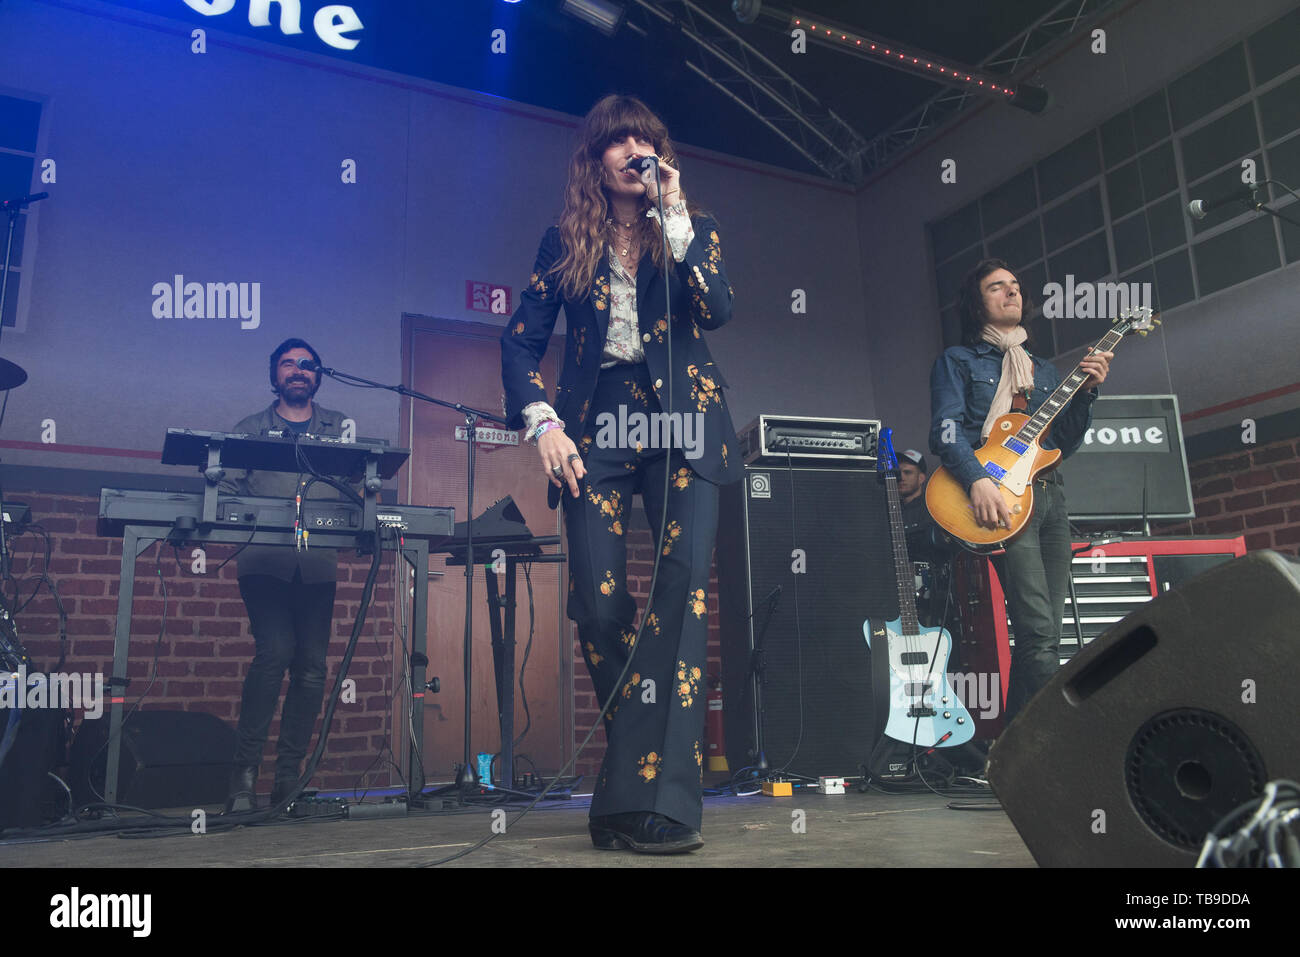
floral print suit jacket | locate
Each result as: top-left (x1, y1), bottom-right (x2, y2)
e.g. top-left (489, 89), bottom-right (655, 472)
top-left (502, 215), bottom-right (743, 509)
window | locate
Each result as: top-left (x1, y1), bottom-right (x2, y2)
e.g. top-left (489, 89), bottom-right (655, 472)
top-left (929, 7), bottom-right (1300, 356)
top-left (0, 93), bottom-right (43, 331)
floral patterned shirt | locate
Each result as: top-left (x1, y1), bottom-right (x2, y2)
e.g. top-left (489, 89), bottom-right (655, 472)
top-left (523, 202), bottom-right (694, 437)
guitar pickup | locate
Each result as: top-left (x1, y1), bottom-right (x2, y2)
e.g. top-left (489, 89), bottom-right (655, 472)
top-left (899, 652), bottom-right (929, 665)
top-left (1002, 436), bottom-right (1029, 455)
top-left (906, 706), bottom-right (937, 718)
top-left (983, 462), bottom-right (1007, 481)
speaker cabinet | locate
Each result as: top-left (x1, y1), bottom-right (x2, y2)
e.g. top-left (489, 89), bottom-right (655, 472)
top-left (988, 549), bottom-right (1300, 867)
top-left (0, 708), bottom-right (66, 829)
top-left (717, 466), bottom-right (897, 779)
top-left (69, 710), bottom-right (237, 810)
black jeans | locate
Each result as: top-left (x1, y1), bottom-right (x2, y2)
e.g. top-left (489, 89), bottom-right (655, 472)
top-left (234, 572), bottom-right (336, 777)
top-left (991, 478), bottom-right (1071, 724)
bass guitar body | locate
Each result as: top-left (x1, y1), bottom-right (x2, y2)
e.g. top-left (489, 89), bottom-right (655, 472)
top-left (866, 425), bottom-right (975, 750)
top-left (924, 412), bottom-right (1060, 553)
top-left (863, 618), bottom-right (975, 748)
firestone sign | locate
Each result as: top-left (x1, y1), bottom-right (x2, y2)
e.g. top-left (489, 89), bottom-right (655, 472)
top-left (181, 0), bottom-right (364, 51)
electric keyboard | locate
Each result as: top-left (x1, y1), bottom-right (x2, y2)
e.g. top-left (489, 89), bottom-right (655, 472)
top-left (161, 428), bottom-right (409, 479)
top-left (97, 488), bottom-right (454, 542)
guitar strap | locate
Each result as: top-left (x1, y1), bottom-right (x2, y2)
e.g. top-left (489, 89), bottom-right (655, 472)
top-left (1011, 389), bottom-right (1029, 412)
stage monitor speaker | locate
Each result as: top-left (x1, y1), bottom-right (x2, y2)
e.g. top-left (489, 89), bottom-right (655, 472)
top-left (0, 708), bottom-right (66, 830)
top-left (988, 549), bottom-right (1300, 867)
top-left (69, 710), bottom-right (237, 810)
top-left (717, 466), bottom-right (898, 780)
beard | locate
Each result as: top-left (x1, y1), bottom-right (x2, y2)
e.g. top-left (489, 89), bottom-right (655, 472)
top-left (277, 375), bottom-right (318, 405)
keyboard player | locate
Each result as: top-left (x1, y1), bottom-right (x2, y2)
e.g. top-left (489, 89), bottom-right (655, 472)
top-left (220, 337), bottom-right (354, 812)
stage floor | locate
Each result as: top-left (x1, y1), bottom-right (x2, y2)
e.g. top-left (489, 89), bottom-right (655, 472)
top-left (3, 787), bottom-right (1034, 868)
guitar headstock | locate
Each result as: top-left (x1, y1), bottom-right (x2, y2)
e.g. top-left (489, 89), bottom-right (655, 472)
top-left (1112, 307), bottom-right (1162, 338)
top-left (877, 426), bottom-right (898, 474)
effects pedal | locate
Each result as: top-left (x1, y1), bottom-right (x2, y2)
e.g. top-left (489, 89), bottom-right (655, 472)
top-left (287, 792), bottom-right (348, 818)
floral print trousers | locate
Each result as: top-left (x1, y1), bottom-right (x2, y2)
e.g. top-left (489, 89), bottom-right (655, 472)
top-left (562, 362), bottom-right (718, 831)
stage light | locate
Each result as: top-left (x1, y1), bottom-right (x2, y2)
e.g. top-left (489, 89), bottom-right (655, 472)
top-left (734, 2), bottom-right (1050, 112)
top-left (562, 0), bottom-right (625, 36)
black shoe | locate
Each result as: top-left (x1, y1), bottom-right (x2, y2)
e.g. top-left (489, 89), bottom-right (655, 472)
top-left (224, 766), bottom-right (257, 813)
top-left (270, 774), bottom-right (300, 807)
top-left (589, 812), bottom-right (703, 854)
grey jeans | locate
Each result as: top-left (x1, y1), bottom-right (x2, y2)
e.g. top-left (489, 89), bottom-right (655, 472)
top-left (991, 477), bottom-right (1071, 724)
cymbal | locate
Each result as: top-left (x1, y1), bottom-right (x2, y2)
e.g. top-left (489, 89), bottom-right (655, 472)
top-left (0, 357), bottom-right (27, 391)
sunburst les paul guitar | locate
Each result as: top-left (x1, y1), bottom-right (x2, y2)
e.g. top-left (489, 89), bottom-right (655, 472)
top-left (863, 427), bottom-right (974, 749)
top-left (925, 309), bottom-right (1159, 553)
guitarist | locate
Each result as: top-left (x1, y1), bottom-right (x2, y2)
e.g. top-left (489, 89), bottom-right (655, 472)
top-left (928, 259), bottom-right (1112, 723)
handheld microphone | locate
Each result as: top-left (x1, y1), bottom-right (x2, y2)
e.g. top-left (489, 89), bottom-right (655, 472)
top-left (621, 154), bottom-right (659, 173)
top-left (295, 357), bottom-right (323, 372)
top-left (1187, 182), bottom-right (1257, 220)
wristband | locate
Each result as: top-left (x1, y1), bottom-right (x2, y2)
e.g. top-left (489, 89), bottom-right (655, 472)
top-left (530, 420), bottom-right (562, 444)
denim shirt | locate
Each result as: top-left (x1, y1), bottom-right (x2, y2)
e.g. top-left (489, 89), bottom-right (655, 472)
top-left (929, 342), bottom-right (1097, 492)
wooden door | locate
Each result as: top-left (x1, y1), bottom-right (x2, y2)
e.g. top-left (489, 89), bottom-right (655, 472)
top-left (399, 315), bottom-right (568, 782)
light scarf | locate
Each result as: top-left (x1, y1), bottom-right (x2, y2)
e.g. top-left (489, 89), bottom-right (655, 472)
top-left (979, 325), bottom-right (1035, 440)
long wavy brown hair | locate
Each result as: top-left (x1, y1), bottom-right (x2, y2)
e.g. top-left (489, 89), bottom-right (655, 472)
top-left (551, 95), bottom-right (699, 300)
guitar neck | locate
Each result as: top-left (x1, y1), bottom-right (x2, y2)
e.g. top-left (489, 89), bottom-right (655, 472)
top-left (883, 472), bottom-right (921, 636)
top-left (1017, 328), bottom-right (1124, 444)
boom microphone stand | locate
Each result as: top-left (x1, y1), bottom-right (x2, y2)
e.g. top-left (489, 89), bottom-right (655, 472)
top-left (304, 361), bottom-right (508, 801)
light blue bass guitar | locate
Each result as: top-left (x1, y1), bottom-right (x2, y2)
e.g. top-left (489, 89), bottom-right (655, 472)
top-left (863, 428), bottom-right (975, 749)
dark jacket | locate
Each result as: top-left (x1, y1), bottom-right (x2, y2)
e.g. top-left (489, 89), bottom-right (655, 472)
top-left (501, 215), bottom-right (742, 509)
top-left (901, 486), bottom-right (953, 567)
top-left (929, 342), bottom-right (1097, 492)
top-left (221, 402), bottom-right (352, 583)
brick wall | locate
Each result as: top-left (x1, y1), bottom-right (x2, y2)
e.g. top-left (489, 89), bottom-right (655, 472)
top-left (568, 526), bottom-right (721, 779)
top-left (1158, 436), bottom-right (1300, 554)
top-left (13, 440), bottom-right (1293, 796)
top-left (8, 488), bottom-right (724, 792)
top-left (9, 491), bottom-right (400, 794)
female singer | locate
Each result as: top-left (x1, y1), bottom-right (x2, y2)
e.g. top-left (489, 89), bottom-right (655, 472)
top-left (501, 94), bottom-right (740, 853)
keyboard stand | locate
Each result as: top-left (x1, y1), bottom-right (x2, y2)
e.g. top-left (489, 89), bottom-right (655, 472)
top-left (443, 536), bottom-right (564, 796)
top-left (102, 520), bottom-right (430, 809)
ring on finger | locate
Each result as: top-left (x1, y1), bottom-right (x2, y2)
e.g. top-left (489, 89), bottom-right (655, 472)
top-left (550, 465), bottom-right (563, 478)
top-left (566, 453), bottom-right (581, 465)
